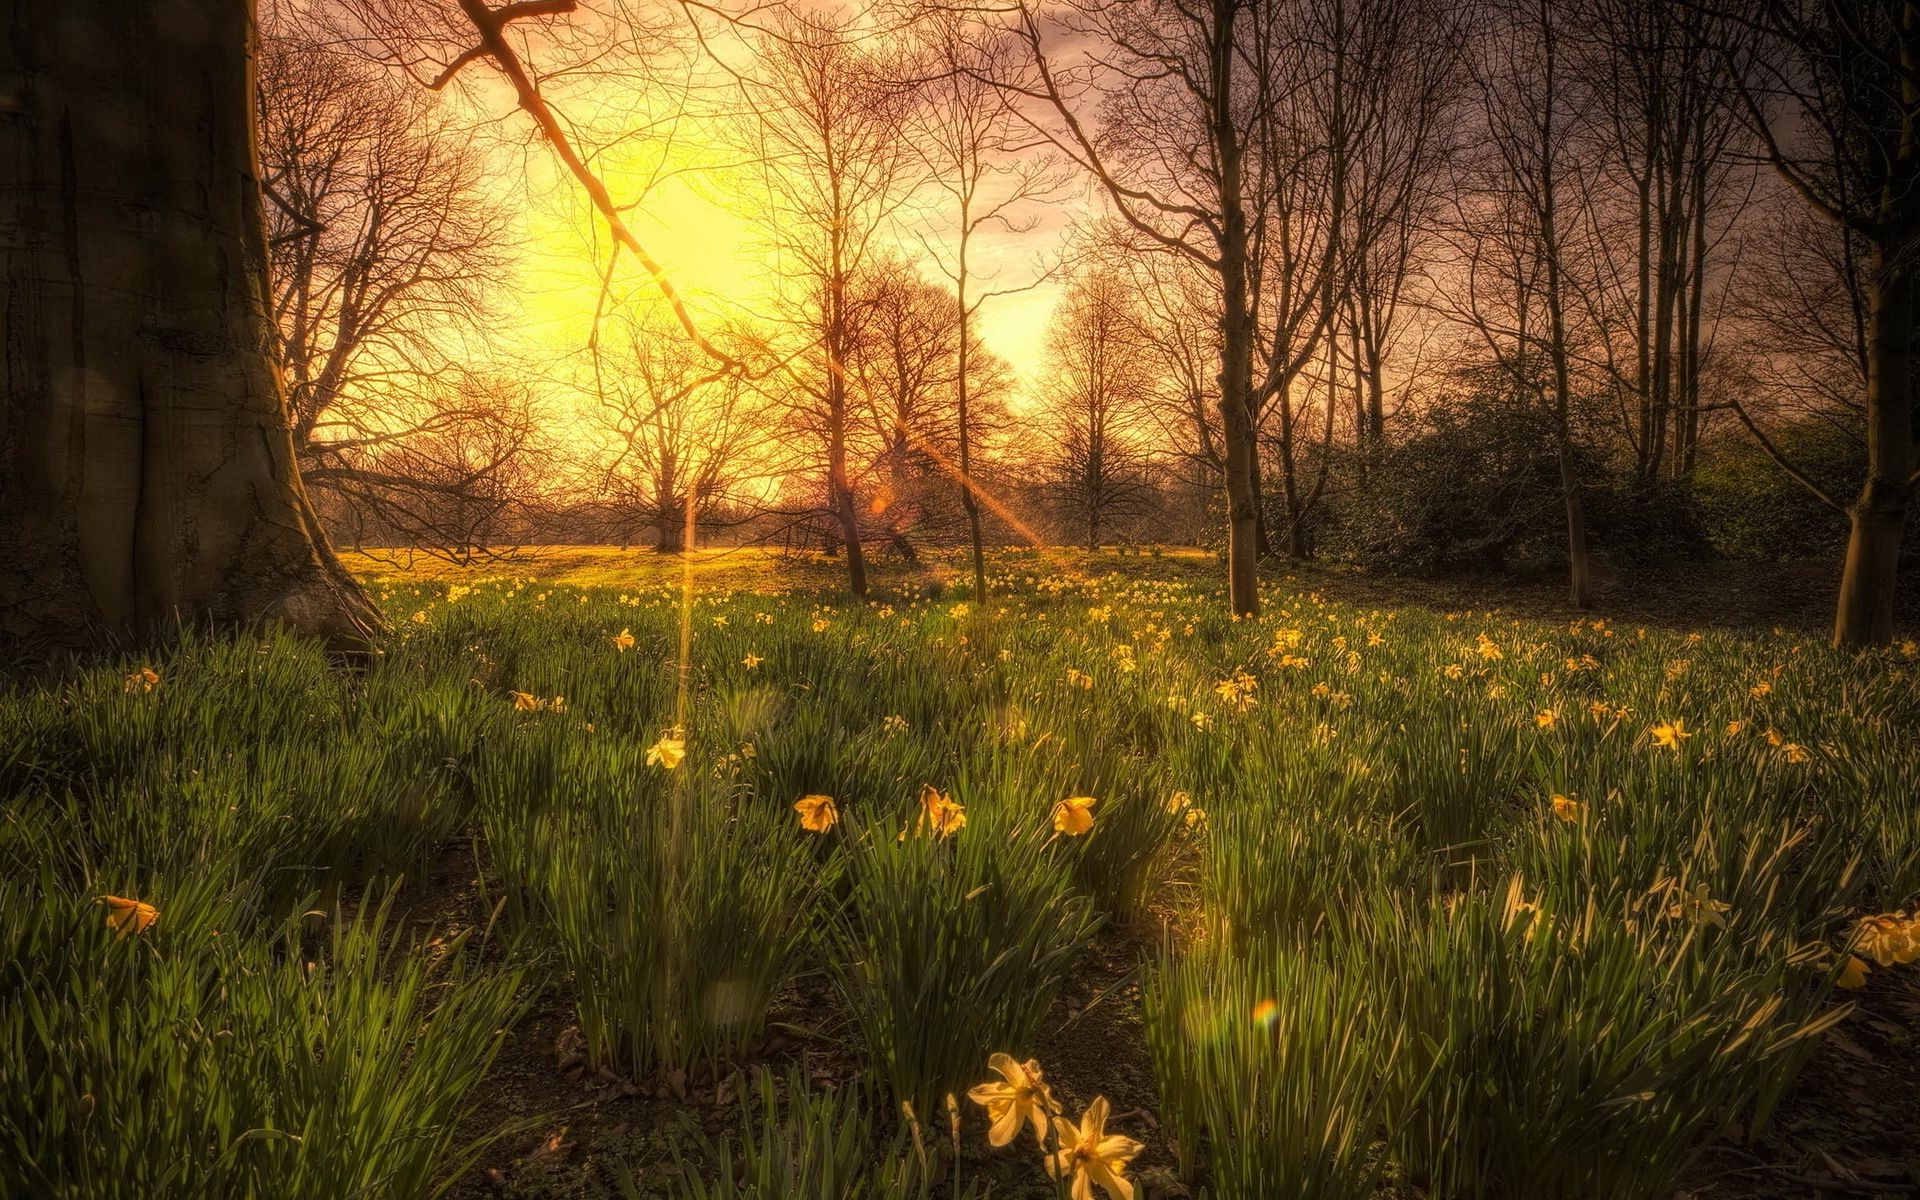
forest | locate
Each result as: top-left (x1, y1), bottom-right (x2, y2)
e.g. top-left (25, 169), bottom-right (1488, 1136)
top-left (0, 1), bottom-right (1917, 1198)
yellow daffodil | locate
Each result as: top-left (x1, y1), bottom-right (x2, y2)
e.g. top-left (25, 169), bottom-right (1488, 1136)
top-left (794, 794), bottom-right (838, 833)
top-left (123, 667), bottom-right (161, 694)
top-left (1052, 796), bottom-right (1097, 836)
top-left (1855, 913), bottom-right (1920, 966)
top-left (1550, 794), bottom-right (1582, 822)
top-left (1535, 709), bottom-right (1559, 730)
top-left (967, 1053), bottom-right (1054, 1147)
top-left (916, 784), bottom-right (967, 839)
top-left (98, 895), bottom-right (159, 938)
top-left (510, 691), bottom-right (541, 712)
top-left (410, 611), bottom-right (429, 625)
top-left (1837, 954), bottom-right (1871, 989)
top-left (1650, 719), bottom-right (1692, 750)
top-left (612, 628), bottom-right (635, 652)
top-left (743, 652), bottom-right (763, 668)
top-left (647, 732), bottom-right (687, 770)
top-left (1045, 1096), bottom-right (1142, 1200)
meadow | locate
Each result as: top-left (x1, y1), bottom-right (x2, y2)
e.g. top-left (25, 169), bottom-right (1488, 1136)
top-left (3, 548), bottom-right (1917, 1199)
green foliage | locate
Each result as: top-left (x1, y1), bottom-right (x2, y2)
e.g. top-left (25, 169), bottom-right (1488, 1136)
top-left (0, 878), bottom-right (523, 1200)
top-left (832, 808), bottom-right (1101, 1120)
top-left (1695, 422), bottom-right (1861, 561)
top-left (650, 1067), bottom-right (981, 1200)
top-left (3, 556), bottom-right (1912, 1199)
top-left (477, 729), bottom-right (821, 1077)
top-left (1145, 940), bottom-right (1407, 1200)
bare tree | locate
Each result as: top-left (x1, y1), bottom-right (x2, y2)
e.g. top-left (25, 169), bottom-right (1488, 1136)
top-left (1033, 268), bottom-right (1159, 548)
top-left (1331, 0), bottom-right (1468, 470)
top-left (849, 259), bottom-right (1015, 562)
top-left (1, 0), bottom-right (378, 654)
top-left (1718, 0), bottom-right (1919, 647)
top-left (1443, 0), bottom-right (1596, 606)
top-left (904, 7), bottom-right (1064, 595)
top-left (733, 10), bottom-right (921, 595)
top-left (587, 312), bottom-right (766, 553)
top-left (259, 5), bottom-right (524, 555)
top-left (1566, 0), bottom-right (1748, 484)
top-left (1006, 0), bottom-right (1272, 612)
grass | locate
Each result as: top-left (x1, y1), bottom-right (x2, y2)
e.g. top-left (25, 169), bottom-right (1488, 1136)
top-left (3, 546), bottom-right (1916, 1198)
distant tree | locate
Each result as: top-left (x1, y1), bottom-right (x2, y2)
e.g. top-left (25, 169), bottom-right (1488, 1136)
top-left (849, 261), bottom-right (1013, 562)
top-left (904, 6), bottom-right (1064, 594)
top-left (1034, 270), bottom-right (1159, 549)
top-left (1, 0), bottom-right (377, 654)
top-left (1442, 0), bottom-right (1596, 607)
top-left (1009, 0), bottom-right (1266, 612)
top-left (1567, 0), bottom-right (1748, 484)
top-left (734, 10), bottom-right (920, 595)
top-left (258, 4), bottom-right (523, 555)
top-left (588, 313), bottom-right (765, 554)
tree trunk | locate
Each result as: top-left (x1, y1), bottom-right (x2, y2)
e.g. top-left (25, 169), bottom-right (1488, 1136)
top-left (955, 272), bottom-right (987, 602)
top-left (657, 505), bottom-right (686, 554)
top-left (1834, 236), bottom-right (1915, 648)
top-left (0, 0), bottom-right (378, 656)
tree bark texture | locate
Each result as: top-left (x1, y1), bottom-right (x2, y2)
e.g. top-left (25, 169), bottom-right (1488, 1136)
top-left (1, 0), bottom-right (378, 654)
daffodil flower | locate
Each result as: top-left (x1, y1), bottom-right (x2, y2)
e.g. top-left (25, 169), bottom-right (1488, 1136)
top-left (1650, 719), bottom-right (1692, 749)
top-left (967, 1053), bottom-right (1053, 1147)
top-left (612, 628), bottom-right (635, 651)
top-left (1045, 1096), bottom-right (1142, 1200)
top-left (915, 784), bottom-right (967, 839)
top-left (1052, 796), bottom-right (1097, 836)
top-left (647, 732), bottom-right (687, 770)
top-left (1856, 913), bottom-right (1920, 966)
top-left (794, 794), bottom-right (838, 833)
top-left (1837, 954), bottom-right (1871, 989)
top-left (98, 895), bottom-right (159, 938)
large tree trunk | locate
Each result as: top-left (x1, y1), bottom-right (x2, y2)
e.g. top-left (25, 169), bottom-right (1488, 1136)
top-left (656, 505), bottom-right (686, 554)
top-left (1834, 236), bottom-right (1915, 648)
top-left (0, 0), bottom-right (378, 655)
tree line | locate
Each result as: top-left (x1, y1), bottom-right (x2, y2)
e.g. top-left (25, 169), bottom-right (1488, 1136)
top-left (2, 0), bottom-right (1913, 654)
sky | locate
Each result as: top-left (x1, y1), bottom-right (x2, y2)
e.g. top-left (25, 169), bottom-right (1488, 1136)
top-left (445, 17), bottom-right (1082, 410)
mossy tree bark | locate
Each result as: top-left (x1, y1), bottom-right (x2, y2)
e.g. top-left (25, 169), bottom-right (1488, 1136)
top-left (0, 0), bottom-right (378, 655)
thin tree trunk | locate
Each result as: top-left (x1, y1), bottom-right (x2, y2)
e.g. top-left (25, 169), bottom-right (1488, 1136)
top-left (1212, 0), bottom-right (1259, 616)
top-left (825, 273), bottom-right (867, 595)
top-left (956, 290), bottom-right (987, 599)
top-left (1537, 0), bottom-right (1592, 608)
top-left (0, 0), bottom-right (378, 655)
